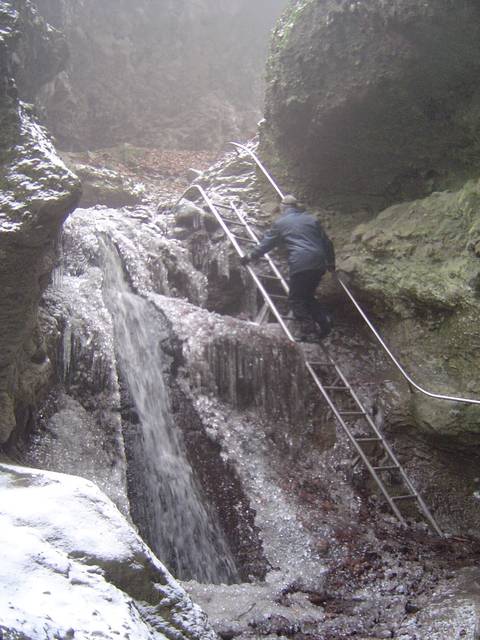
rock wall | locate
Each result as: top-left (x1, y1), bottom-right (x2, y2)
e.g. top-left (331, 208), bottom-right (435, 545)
top-left (342, 179), bottom-right (480, 438)
top-left (0, 0), bottom-right (81, 444)
top-left (33, 0), bottom-right (288, 151)
top-left (261, 0), bottom-right (480, 211)
top-left (257, 0), bottom-right (480, 441)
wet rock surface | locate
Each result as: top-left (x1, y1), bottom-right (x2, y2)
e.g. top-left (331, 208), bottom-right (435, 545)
top-left (261, 0), bottom-right (480, 211)
top-left (0, 0), bottom-right (81, 444)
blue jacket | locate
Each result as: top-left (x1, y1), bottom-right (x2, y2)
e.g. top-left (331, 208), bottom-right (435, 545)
top-left (250, 206), bottom-right (335, 275)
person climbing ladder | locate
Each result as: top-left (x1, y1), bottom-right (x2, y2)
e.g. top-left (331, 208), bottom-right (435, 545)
top-left (240, 194), bottom-right (335, 341)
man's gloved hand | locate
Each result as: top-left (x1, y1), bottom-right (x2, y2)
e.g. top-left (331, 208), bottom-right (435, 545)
top-left (240, 254), bottom-right (251, 266)
top-left (327, 263), bottom-right (336, 273)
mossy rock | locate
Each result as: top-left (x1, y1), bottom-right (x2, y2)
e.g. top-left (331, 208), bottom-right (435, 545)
top-left (342, 180), bottom-right (480, 436)
top-left (261, 0), bottom-right (480, 211)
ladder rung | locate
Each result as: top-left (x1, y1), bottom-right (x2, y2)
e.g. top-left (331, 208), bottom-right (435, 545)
top-left (259, 274), bottom-right (282, 281)
top-left (355, 437), bottom-right (381, 443)
top-left (391, 494), bottom-right (417, 501)
top-left (308, 361), bottom-right (337, 367)
top-left (212, 202), bottom-right (234, 211)
top-left (269, 294), bottom-right (288, 300)
top-left (221, 217), bottom-right (246, 226)
top-left (372, 465), bottom-right (398, 471)
top-left (280, 315), bottom-right (303, 322)
top-left (339, 411), bottom-right (366, 416)
top-left (323, 385), bottom-right (350, 391)
top-left (231, 234), bottom-right (257, 244)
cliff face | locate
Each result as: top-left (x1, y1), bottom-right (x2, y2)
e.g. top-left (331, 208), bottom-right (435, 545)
top-left (0, 0), bottom-right (81, 443)
top-left (258, 0), bottom-right (480, 441)
top-left (261, 0), bottom-right (480, 211)
top-left (33, 0), bottom-right (288, 151)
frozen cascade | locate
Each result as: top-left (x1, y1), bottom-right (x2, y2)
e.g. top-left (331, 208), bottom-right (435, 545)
top-left (101, 239), bottom-right (239, 584)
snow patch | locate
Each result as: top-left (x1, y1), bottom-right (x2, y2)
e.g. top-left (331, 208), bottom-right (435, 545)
top-left (0, 464), bottom-right (216, 640)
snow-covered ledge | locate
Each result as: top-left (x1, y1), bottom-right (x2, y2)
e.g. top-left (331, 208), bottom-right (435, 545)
top-left (0, 464), bottom-right (217, 640)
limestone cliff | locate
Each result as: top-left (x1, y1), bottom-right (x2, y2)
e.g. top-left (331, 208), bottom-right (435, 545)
top-left (261, 0), bottom-right (480, 211)
top-left (33, 0), bottom-right (288, 151)
top-left (259, 0), bottom-right (480, 439)
top-left (0, 0), bottom-right (81, 443)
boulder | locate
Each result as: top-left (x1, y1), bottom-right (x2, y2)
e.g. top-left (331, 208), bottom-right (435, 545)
top-left (261, 0), bottom-right (480, 211)
top-left (342, 179), bottom-right (480, 436)
top-left (0, 463), bottom-right (217, 640)
top-left (61, 152), bottom-right (146, 208)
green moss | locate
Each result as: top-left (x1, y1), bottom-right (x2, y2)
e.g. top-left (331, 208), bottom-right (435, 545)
top-left (273, 0), bottom-right (312, 51)
top-left (336, 179), bottom-right (480, 435)
top-left (348, 180), bottom-right (480, 313)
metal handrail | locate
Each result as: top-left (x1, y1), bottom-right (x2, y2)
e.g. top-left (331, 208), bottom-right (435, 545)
top-left (230, 141), bottom-right (480, 406)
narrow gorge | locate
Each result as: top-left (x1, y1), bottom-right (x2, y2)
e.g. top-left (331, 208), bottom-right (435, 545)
top-left (1, 1), bottom-right (480, 640)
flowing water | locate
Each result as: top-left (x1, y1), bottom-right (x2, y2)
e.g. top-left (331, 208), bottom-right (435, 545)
top-left (101, 238), bottom-right (239, 583)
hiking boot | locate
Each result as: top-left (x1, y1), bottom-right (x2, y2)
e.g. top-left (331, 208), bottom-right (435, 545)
top-left (316, 313), bottom-right (333, 339)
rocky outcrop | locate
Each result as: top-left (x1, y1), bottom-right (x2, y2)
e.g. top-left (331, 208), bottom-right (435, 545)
top-left (342, 179), bottom-right (480, 438)
top-left (0, 463), bottom-right (217, 640)
top-left (0, 0), bottom-right (81, 444)
top-left (33, 0), bottom-right (288, 152)
top-left (60, 150), bottom-right (147, 209)
top-left (261, 0), bottom-right (480, 211)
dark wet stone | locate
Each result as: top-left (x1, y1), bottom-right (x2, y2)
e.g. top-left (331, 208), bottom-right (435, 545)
top-left (261, 0), bottom-right (480, 211)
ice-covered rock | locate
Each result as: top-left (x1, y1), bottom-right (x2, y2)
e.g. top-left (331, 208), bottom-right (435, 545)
top-left (0, 0), bottom-right (81, 443)
top-left (0, 463), bottom-right (217, 640)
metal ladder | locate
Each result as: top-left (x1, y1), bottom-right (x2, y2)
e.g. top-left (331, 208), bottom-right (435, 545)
top-left (179, 184), bottom-right (443, 536)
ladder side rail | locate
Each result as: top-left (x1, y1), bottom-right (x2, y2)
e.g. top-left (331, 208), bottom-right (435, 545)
top-left (320, 351), bottom-right (443, 535)
top-left (230, 201), bottom-right (290, 294)
top-left (230, 141), bottom-right (480, 407)
top-left (304, 361), bottom-right (407, 525)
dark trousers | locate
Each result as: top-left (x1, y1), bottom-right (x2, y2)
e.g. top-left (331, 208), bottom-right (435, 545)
top-left (289, 269), bottom-right (331, 334)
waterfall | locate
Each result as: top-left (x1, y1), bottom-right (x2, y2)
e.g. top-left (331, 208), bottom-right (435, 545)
top-left (101, 239), bottom-right (239, 584)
